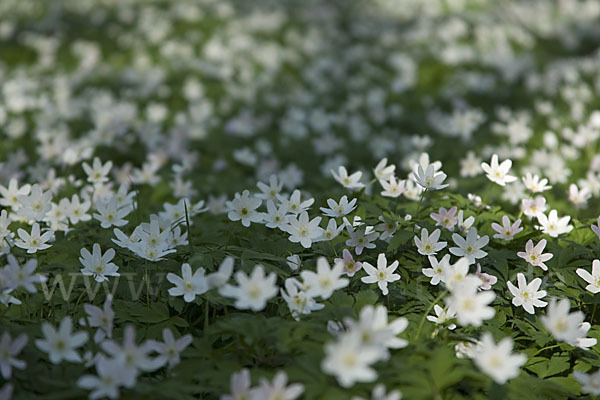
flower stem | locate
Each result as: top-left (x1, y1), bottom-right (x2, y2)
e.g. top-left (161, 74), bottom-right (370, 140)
top-left (413, 189), bottom-right (427, 234)
top-left (414, 290), bottom-right (447, 340)
top-left (529, 343), bottom-right (561, 359)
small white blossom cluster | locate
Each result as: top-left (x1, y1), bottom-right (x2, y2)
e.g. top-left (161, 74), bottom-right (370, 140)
top-left (322, 305), bottom-right (408, 388)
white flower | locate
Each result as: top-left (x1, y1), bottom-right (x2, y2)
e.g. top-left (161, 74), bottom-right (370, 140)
top-left (430, 206), bottom-right (457, 231)
top-left (344, 305), bottom-right (409, 355)
top-left (468, 193), bottom-right (484, 207)
top-left (79, 244), bottom-right (120, 282)
top-left (449, 228), bottom-right (489, 264)
top-left (414, 228), bottom-right (447, 256)
top-left (256, 174), bottom-right (283, 201)
top-left (572, 322), bottom-right (597, 350)
top-left (446, 280), bottom-right (495, 327)
top-left (422, 254), bottom-right (451, 285)
top-left (521, 196), bottom-right (547, 219)
top-left (0, 210), bottom-right (12, 246)
top-left (319, 218), bottom-right (344, 242)
top-left (82, 157), bottom-right (112, 185)
top-left (332, 166), bottom-right (365, 190)
top-left (403, 180), bottom-right (425, 200)
top-left (517, 239), bottom-right (552, 271)
top-left (345, 223), bottom-right (379, 255)
top-left (252, 371), bottom-right (304, 400)
top-left (427, 304), bottom-right (457, 330)
top-left (0, 178), bottom-right (30, 210)
top-left (576, 260), bottom-right (600, 294)
top-left (522, 173), bottom-right (551, 193)
top-left (0, 332), bottom-right (27, 379)
top-left (481, 154), bottom-right (517, 186)
top-left (373, 158), bottom-right (396, 182)
top-left (442, 257), bottom-right (479, 291)
top-left (460, 151), bottom-right (482, 177)
top-left (221, 369), bottom-right (254, 400)
top-left (506, 273), bottom-right (547, 314)
top-left (158, 198), bottom-right (203, 225)
top-left (374, 217), bottom-right (397, 241)
top-left (93, 196), bottom-right (131, 228)
top-left (574, 370), bottom-right (600, 396)
top-left (101, 325), bottom-right (160, 376)
top-left (82, 295), bottom-right (114, 343)
top-left (491, 216), bottom-right (522, 241)
top-left (457, 210), bottom-right (475, 233)
top-left (568, 183), bottom-right (591, 207)
top-left (0, 269), bottom-right (20, 307)
top-left (301, 257), bottom-right (348, 299)
top-left (283, 211), bottom-right (323, 248)
top-left (475, 264), bottom-right (497, 290)
top-left (455, 340), bottom-right (480, 359)
top-left (35, 317), bottom-right (88, 364)
top-left (286, 255), bottom-right (301, 271)
top-left (261, 200), bottom-right (290, 230)
top-left (17, 184), bottom-right (52, 221)
top-left (44, 199), bottom-right (70, 231)
top-left (472, 333), bottom-right (526, 384)
top-left (226, 190), bottom-right (263, 227)
top-left (148, 328), bottom-right (192, 369)
top-left (320, 195), bottom-right (357, 217)
top-left (321, 330), bottom-right (380, 388)
top-left (167, 263), bottom-right (209, 302)
top-left (219, 265), bottom-right (278, 311)
top-left (411, 164), bottom-right (448, 190)
top-left (409, 153), bottom-right (442, 177)
top-left (15, 223), bottom-right (54, 254)
top-left (541, 298), bottom-right (585, 344)
top-left (2, 255), bottom-right (46, 293)
top-left (277, 189), bottom-right (314, 214)
top-left (207, 257), bottom-right (235, 289)
top-left (113, 184), bottom-right (136, 209)
top-left (380, 176), bottom-right (406, 198)
top-left (77, 356), bottom-right (132, 399)
top-left (281, 278), bottom-right (323, 319)
top-left (536, 210), bottom-right (572, 237)
top-left (361, 253), bottom-right (400, 296)
top-left (67, 194), bottom-right (91, 224)
top-left (334, 249), bottom-right (363, 277)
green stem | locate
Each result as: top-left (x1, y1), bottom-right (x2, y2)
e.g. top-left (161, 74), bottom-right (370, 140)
top-left (329, 240), bottom-right (338, 258)
top-left (476, 186), bottom-right (492, 221)
top-left (145, 267), bottom-right (150, 308)
top-left (204, 298), bottom-right (210, 331)
top-left (529, 343), bottom-right (561, 359)
top-left (414, 290), bottom-right (447, 340)
top-left (413, 189), bottom-right (428, 234)
top-left (72, 291), bottom-right (86, 317)
top-left (415, 189), bottom-right (427, 217)
top-left (184, 200), bottom-right (194, 257)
